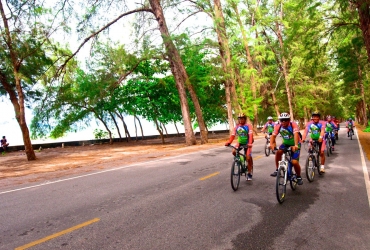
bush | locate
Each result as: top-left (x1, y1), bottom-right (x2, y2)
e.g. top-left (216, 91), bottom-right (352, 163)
top-left (93, 129), bottom-right (109, 140)
top-left (364, 122), bottom-right (370, 132)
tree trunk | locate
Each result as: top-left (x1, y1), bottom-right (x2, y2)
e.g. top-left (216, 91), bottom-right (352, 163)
top-left (135, 115), bottom-right (144, 140)
top-left (110, 112), bottom-right (122, 141)
top-left (96, 116), bottom-right (113, 144)
top-left (232, 2), bottom-right (259, 133)
top-left (154, 118), bottom-right (165, 144)
top-left (174, 122), bottom-right (180, 136)
top-left (358, 64), bottom-right (368, 125)
top-left (149, 0), bottom-right (197, 145)
top-left (356, 1), bottom-right (370, 63)
top-left (0, 1), bottom-right (36, 160)
top-left (212, 0), bottom-right (239, 134)
top-left (275, 13), bottom-right (294, 120)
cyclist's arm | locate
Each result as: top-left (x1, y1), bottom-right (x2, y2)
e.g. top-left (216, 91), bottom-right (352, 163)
top-left (320, 121), bottom-right (326, 139)
top-left (248, 124), bottom-right (253, 146)
top-left (260, 123), bottom-right (267, 133)
top-left (225, 126), bottom-right (237, 145)
top-left (301, 123), bottom-right (310, 141)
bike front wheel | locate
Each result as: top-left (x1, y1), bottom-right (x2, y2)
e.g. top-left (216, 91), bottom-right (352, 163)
top-left (276, 167), bottom-right (287, 204)
top-left (305, 155), bottom-right (315, 182)
top-left (265, 141), bottom-right (271, 157)
top-left (230, 161), bottom-right (241, 191)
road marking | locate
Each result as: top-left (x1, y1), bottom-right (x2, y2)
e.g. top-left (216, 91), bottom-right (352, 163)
top-left (199, 172), bottom-right (220, 180)
top-left (15, 218), bottom-right (100, 250)
top-left (355, 128), bottom-right (370, 209)
top-left (254, 155), bottom-right (264, 161)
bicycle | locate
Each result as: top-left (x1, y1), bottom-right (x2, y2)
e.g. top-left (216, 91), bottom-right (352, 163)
top-left (227, 145), bottom-right (252, 191)
top-left (264, 134), bottom-right (271, 157)
top-left (348, 127), bottom-right (354, 140)
top-left (325, 132), bottom-right (333, 156)
top-left (275, 147), bottom-right (298, 204)
top-left (304, 140), bottom-right (322, 182)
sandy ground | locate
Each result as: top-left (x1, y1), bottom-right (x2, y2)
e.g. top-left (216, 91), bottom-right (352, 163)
top-left (1, 126), bottom-right (369, 189)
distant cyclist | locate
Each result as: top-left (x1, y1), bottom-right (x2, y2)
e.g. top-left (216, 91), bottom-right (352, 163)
top-left (261, 116), bottom-right (276, 138)
top-left (302, 112), bottom-right (326, 173)
top-left (325, 115), bottom-right (338, 150)
top-left (269, 112), bottom-right (303, 185)
top-left (225, 113), bottom-right (254, 181)
top-left (346, 118), bottom-right (355, 137)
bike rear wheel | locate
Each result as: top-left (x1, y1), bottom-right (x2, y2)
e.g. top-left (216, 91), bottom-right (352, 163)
top-left (265, 141), bottom-right (271, 156)
top-left (276, 167), bottom-right (287, 204)
top-left (230, 161), bottom-right (241, 191)
top-left (326, 139), bottom-right (330, 157)
top-left (305, 155), bottom-right (315, 182)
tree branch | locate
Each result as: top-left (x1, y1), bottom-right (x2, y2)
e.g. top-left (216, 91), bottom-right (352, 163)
top-left (58, 7), bottom-right (153, 74)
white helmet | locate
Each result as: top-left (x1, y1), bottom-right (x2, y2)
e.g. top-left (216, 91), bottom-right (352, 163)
top-left (278, 113), bottom-right (290, 120)
top-left (267, 116), bottom-right (273, 120)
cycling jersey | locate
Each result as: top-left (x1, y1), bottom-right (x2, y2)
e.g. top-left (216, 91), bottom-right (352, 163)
top-left (346, 121), bottom-right (354, 128)
top-left (272, 121), bottom-right (299, 146)
top-left (304, 121), bottom-right (326, 140)
top-left (325, 121), bottom-right (337, 133)
top-left (232, 124), bottom-right (253, 145)
top-left (262, 122), bottom-right (276, 134)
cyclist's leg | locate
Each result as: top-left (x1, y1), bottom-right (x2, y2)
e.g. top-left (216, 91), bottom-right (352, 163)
top-left (246, 147), bottom-right (253, 173)
top-left (271, 144), bottom-right (284, 176)
top-left (292, 144), bottom-right (303, 185)
top-left (232, 142), bottom-right (240, 156)
top-left (320, 141), bottom-right (326, 172)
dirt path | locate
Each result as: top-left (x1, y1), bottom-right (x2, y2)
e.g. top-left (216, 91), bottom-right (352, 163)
top-left (1, 126), bottom-right (369, 189)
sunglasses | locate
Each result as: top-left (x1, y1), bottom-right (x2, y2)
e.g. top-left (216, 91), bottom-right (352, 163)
top-left (280, 119), bottom-right (290, 122)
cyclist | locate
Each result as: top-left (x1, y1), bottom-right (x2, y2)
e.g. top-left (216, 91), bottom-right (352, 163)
top-left (225, 113), bottom-right (254, 181)
top-left (346, 118), bottom-right (355, 137)
top-left (261, 116), bottom-right (276, 138)
top-left (302, 112), bottom-right (326, 173)
top-left (269, 112), bottom-right (303, 185)
top-left (325, 115), bottom-right (338, 151)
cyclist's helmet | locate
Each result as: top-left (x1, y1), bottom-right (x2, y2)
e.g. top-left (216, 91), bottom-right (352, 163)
top-left (237, 113), bottom-right (246, 118)
top-left (349, 118), bottom-right (352, 121)
top-left (311, 111), bottom-right (320, 117)
top-left (267, 116), bottom-right (273, 120)
top-left (278, 112), bottom-right (290, 120)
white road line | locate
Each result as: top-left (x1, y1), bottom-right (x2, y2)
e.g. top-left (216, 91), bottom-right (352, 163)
top-left (0, 147), bottom-right (224, 195)
top-left (355, 127), bottom-right (370, 209)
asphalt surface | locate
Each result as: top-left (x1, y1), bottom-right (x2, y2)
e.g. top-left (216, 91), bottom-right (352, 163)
top-left (1, 124), bottom-right (370, 249)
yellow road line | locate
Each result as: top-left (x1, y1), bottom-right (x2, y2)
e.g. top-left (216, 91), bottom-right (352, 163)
top-left (254, 155), bottom-right (264, 160)
top-left (199, 172), bottom-right (220, 180)
top-left (15, 218), bottom-right (100, 250)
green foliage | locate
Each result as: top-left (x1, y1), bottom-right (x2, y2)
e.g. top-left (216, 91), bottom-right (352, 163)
top-left (93, 129), bottom-right (109, 140)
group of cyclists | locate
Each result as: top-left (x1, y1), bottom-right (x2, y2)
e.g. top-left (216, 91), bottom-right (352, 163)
top-left (225, 112), bottom-right (355, 184)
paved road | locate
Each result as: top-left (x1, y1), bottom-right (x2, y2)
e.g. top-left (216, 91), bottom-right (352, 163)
top-left (1, 125), bottom-right (370, 249)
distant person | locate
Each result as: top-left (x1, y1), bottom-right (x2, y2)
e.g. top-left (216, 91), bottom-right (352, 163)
top-left (1, 136), bottom-right (9, 151)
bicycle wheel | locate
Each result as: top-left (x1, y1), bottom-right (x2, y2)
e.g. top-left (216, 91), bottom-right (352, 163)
top-left (276, 166), bottom-right (287, 204)
top-left (329, 138), bottom-right (333, 154)
top-left (265, 141), bottom-right (270, 156)
top-left (305, 155), bottom-right (315, 182)
top-left (335, 132), bottom-right (338, 141)
top-left (230, 161), bottom-right (241, 191)
top-left (350, 130), bottom-right (353, 140)
top-left (326, 139), bottom-right (330, 157)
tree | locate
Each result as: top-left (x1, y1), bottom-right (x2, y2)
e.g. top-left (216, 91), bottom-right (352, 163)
top-left (0, 1), bottom-right (64, 160)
